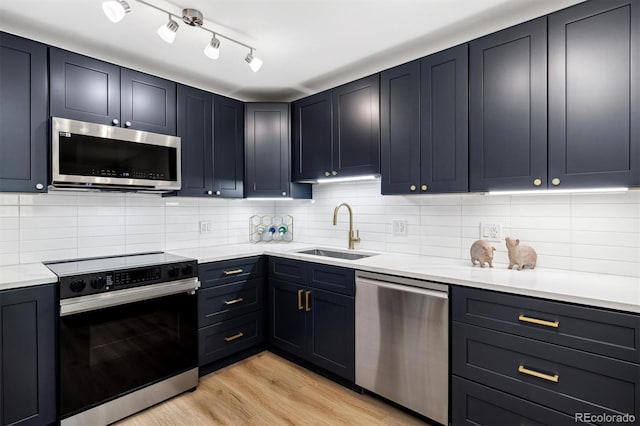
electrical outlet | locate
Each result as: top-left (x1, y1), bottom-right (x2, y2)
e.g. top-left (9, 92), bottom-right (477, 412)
top-left (200, 220), bottom-right (212, 234)
top-left (392, 219), bottom-right (408, 236)
top-left (480, 223), bottom-right (502, 241)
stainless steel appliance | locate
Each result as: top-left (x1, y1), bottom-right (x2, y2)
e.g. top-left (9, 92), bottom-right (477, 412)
top-left (355, 271), bottom-right (449, 425)
top-left (51, 117), bottom-right (181, 192)
top-left (46, 252), bottom-right (200, 426)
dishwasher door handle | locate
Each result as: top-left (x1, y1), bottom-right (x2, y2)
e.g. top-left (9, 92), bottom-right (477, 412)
top-left (356, 277), bottom-right (448, 299)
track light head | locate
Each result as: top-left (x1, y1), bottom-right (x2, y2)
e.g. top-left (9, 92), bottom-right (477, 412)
top-left (157, 16), bottom-right (179, 44)
top-left (204, 35), bottom-right (221, 59)
top-left (102, 0), bottom-right (130, 23)
top-left (245, 51), bottom-right (263, 72)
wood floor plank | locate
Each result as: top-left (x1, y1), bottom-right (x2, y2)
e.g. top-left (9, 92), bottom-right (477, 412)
top-left (116, 352), bottom-right (430, 426)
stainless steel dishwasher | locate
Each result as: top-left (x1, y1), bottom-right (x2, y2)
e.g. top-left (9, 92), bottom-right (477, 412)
top-left (355, 271), bottom-right (448, 425)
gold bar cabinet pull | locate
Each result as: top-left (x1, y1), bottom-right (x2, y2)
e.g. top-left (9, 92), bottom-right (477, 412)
top-left (297, 289), bottom-right (304, 310)
top-left (224, 297), bottom-right (244, 305)
top-left (518, 314), bottom-right (559, 328)
top-left (305, 291), bottom-right (311, 312)
top-left (223, 268), bottom-right (244, 276)
top-left (224, 332), bottom-right (244, 342)
top-left (518, 365), bottom-right (559, 383)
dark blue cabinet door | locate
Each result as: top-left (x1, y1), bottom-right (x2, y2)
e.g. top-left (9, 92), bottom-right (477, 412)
top-left (0, 33), bottom-right (47, 193)
top-left (177, 84), bottom-right (213, 197)
top-left (421, 44), bottom-right (469, 193)
top-left (469, 18), bottom-right (547, 191)
top-left (213, 95), bottom-right (244, 198)
top-left (292, 91), bottom-right (333, 181)
top-left (49, 48), bottom-right (121, 125)
top-left (306, 288), bottom-right (355, 381)
top-left (245, 103), bottom-right (290, 197)
top-left (0, 284), bottom-right (56, 426)
top-left (380, 60), bottom-right (421, 195)
top-left (120, 68), bottom-right (176, 135)
top-left (269, 279), bottom-right (306, 358)
top-left (332, 74), bottom-right (380, 177)
top-left (548, 0), bottom-right (639, 188)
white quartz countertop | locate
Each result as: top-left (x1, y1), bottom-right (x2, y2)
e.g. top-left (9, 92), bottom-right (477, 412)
top-left (0, 263), bottom-right (57, 291)
top-left (170, 243), bottom-right (640, 314)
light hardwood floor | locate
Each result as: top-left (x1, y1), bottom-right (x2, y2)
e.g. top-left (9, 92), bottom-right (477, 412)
top-left (116, 351), bottom-right (430, 426)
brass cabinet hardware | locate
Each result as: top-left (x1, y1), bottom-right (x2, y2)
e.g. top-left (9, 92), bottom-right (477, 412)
top-left (305, 291), bottom-right (311, 312)
top-left (421, 185), bottom-right (428, 191)
top-left (332, 171), bottom-right (338, 176)
top-left (224, 332), bottom-right (244, 342)
top-left (224, 297), bottom-right (244, 305)
top-left (410, 185), bottom-right (417, 191)
top-left (223, 268), bottom-right (244, 275)
top-left (297, 289), bottom-right (304, 310)
top-left (325, 171), bottom-right (330, 176)
top-left (518, 365), bottom-right (559, 383)
top-left (518, 314), bottom-right (559, 328)
top-left (533, 178), bottom-right (542, 187)
top-left (551, 177), bottom-right (561, 186)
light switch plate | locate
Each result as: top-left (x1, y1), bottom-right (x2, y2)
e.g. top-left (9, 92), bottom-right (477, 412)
top-left (480, 223), bottom-right (501, 241)
top-left (392, 219), bottom-right (408, 236)
top-left (200, 220), bottom-right (212, 234)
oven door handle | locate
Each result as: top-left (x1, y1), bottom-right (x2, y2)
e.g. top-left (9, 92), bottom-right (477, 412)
top-left (60, 278), bottom-right (200, 317)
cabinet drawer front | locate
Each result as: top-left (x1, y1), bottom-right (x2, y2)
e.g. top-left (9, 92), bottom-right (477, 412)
top-left (452, 322), bottom-right (640, 420)
top-left (307, 263), bottom-right (354, 296)
top-left (198, 278), bottom-right (264, 327)
top-left (452, 286), bottom-right (640, 363)
top-left (198, 311), bottom-right (264, 366)
top-left (268, 257), bottom-right (305, 284)
top-left (452, 376), bottom-right (586, 426)
top-left (200, 257), bottom-right (264, 288)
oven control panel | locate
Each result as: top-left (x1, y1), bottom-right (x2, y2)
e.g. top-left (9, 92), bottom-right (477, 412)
top-left (59, 259), bottom-right (198, 299)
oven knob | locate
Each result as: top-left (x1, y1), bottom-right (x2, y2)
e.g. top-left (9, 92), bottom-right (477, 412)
top-left (91, 276), bottom-right (106, 290)
top-left (181, 264), bottom-right (194, 276)
top-left (168, 266), bottom-right (179, 278)
top-left (70, 279), bottom-right (86, 293)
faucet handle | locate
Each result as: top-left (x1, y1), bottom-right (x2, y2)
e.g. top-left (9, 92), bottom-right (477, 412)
top-left (353, 229), bottom-right (361, 242)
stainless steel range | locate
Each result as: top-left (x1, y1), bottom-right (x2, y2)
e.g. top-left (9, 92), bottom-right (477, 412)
top-left (46, 252), bottom-right (200, 426)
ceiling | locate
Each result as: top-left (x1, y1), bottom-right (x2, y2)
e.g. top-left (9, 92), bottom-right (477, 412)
top-left (0, 0), bottom-right (584, 101)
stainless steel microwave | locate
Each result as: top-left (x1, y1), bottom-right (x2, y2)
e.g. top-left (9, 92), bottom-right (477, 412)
top-left (51, 117), bottom-right (181, 192)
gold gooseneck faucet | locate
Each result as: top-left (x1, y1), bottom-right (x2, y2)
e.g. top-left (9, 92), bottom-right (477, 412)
top-left (333, 202), bottom-right (360, 249)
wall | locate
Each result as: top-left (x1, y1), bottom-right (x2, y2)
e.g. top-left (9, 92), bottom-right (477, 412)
top-left (277, 181), bottom-right (640, 278)
top-left (1, 182), bottom-right (639, 278)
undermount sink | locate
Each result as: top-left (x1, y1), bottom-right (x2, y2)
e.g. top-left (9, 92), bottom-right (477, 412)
top-left (296, 248), bottom-right (378, 261)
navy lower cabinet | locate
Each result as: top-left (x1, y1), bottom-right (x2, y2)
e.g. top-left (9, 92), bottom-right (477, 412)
top-left (197, 257), bottom-right (265, 371)
top-left (451, 286), bottom-right (640, 425)
top-left (469, 17), bottom-right (547, 192)
top-left (548, 0), bottom-right (639, 189)
top-left (0, 284), bottom-right (56, 426)
top-left (0, 32), bottom-right (48, 193)
top-left (268, 258), bottom-right (355, 382)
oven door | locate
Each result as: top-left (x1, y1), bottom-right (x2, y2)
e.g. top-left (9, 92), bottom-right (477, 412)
top-left (59, 281), bottom-right (198, 420)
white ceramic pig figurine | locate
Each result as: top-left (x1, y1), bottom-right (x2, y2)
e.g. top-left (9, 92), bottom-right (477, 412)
top-left (505, 237), bottom-right (537, 270)
top-left (470, 240), bottom-right (496, 268)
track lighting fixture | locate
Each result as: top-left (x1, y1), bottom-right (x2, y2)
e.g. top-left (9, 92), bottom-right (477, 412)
top-left (101, 0), bottom-right (262, 71)
top-left (102, 0), bottom-right (131, 23)
top-left (245, 49), bottom-right (263, 72)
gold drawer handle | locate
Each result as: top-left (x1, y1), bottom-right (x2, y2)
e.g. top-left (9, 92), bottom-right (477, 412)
top-left (224, 297), bottom-right (244, 305)
top-left (518, 314), bottom-right (559, 328)
top-left (224, 332), bottom-right (244, 342)
top-left (305, 290), bottom-right (311, 312)
top-left (297, 289), bottom-right (304, 310)
top-left (223, 268), bottom-right (244, 275)
top-left (518, 365), bottom-right (559, 383)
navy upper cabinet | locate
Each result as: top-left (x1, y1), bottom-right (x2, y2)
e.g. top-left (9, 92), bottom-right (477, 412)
top-left (469, 18), bottom-right (547, 192)
top-left (292, 91), bottom-right (332, 181)
top-left (213, 95), bottom-right (244, 197)
top-left (381, 45), bottom-right (468, 195)
top-left (548, 0), bottom-right (639, 189)
top-left (292, 74), bottom-right (380, 181)
top-left (50, 48), bottom-right (176, 135)
top-left (332, 75), bottom-right (380, 178)
top-left (245, 103), bottom-right (291, 198)
top-left (0, 32), bottom-right (48, 193)
top-left (177, 86), bottom-right (244, 198)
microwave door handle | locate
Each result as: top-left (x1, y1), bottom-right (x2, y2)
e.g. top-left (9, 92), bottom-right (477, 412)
top-left (59, 278), bottom-right (200, 317)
